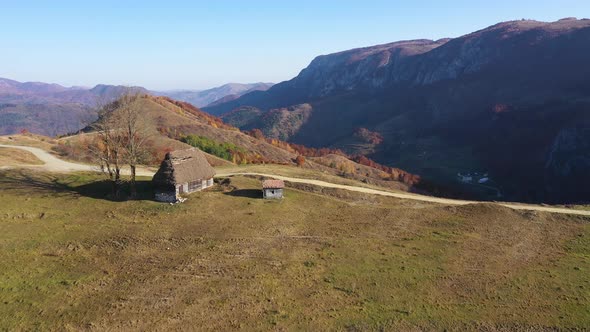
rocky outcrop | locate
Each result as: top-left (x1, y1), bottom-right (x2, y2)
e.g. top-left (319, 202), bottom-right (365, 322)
top-left (545, 127), bottom-right (590, 177)
top-left (543, 127), bottom-right (590, 202)
top-left (290, 39), bottom-right (448, 97)
top-left (206, 18), bottom-right (590, 116)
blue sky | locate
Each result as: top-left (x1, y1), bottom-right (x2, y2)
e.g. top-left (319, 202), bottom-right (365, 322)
top-left (1, 0), bottom-right (588, 90)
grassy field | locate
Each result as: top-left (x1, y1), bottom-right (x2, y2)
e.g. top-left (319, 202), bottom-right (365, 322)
top-left (0, 147), bottom-right (43, 166)
top-left (0, 169), bottom-right (588, 330)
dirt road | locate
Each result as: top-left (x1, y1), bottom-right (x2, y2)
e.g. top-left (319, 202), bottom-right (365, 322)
top-left (2, 144), bottom-right (589, 216)
top-left (0, 144), bottom-right (153, 176)
top-left (216, 172), bottom-right (590, 216)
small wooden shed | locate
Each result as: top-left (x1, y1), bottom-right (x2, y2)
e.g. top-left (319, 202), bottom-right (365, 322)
top-left (152, 148), bottom-right (216, 202)
top-left (262, 179), bottom-right (284, 199)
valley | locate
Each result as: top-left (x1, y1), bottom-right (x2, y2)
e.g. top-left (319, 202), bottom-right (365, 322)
top-left (205, 19), bottom-right (590, 204)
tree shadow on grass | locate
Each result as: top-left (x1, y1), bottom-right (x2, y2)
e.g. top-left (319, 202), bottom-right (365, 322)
top-left (224, 189), bottom-right (263, 199)
top-left (0, 170), bottom-right (72, 196)
top-left (74, 180), bottom-right (155, 201)
top-left (0, 170), bottom-right (155, 201)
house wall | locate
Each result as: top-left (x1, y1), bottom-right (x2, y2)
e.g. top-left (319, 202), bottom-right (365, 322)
top-left (155, 190), bottom-right (178, 203)
top-left (263, 188), bottom-right (283, 199)
top-left (181, 178), bottom-right (215, 195)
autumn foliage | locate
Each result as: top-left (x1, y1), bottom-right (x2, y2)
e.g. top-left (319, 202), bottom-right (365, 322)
top-left (294, 155), bottom-right (306, 167)
top-left (246, 128), bottom-right (420, 185)
top-left (246, 129), bottom-right (346, 157)
top-left (353, 127), bottom-right (384, 145)
top-left (152, 96), bottom-right (236, 131)
top-left (55, 93), bottom-right (421, 187)
top-left (351, 155), bottom-right (421, 185)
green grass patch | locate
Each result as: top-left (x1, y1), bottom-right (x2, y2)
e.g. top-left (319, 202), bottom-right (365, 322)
top-left (181, 134), bottom-right (245, 161)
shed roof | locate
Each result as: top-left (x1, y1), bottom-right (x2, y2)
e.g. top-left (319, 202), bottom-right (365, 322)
top-left (262, 179), bottom-right (285, 189)
top-left (152, 148), bottom-right (216, 189)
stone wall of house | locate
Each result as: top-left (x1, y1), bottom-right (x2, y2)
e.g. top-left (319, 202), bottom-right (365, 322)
top-left (156, 178), bottom-right (215, 202)
top-left (263, 188), bottom-right (283, 199)
top-left (155, 191), bottom-right (178, 203)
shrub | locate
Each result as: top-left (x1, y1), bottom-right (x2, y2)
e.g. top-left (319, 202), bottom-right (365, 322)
top-left (294, 155), bottom-right (306, 167)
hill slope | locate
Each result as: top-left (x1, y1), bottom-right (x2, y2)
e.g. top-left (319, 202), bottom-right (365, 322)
top-left (57, 95), bottom-right (421, 193)
top-left (205, 18), bottom-right (590, 203)
top-left (0, 79), bottom-right (274, 137)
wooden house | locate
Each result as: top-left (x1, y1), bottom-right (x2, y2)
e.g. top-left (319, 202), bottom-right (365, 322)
top-left (152, 148), bottom-right (216, 202)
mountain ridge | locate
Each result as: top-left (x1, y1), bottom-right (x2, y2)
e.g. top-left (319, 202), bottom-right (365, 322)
top-left (155, 82), bottom-right (274, 107)
top-left (0, 79), bottom-right (274, 136)
top-left (205, 18), bottom-right (590, 203)
top-left (206, 18), bottom-right (590, 116)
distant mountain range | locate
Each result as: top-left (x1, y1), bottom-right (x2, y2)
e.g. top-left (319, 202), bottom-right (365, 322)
top-left (0, 78), bottom-right (149, 136)
top-left (155, 83), bottom-right (274, 108)
top-left (0, 79), bottom-right (272, 136)
top-left (204, 18), bottom-right (590, 203)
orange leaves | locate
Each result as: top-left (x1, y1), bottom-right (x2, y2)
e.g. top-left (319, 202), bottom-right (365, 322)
top-left (248, 129), bottom-right (266, 140)
top-left (353, 127), bottom-right (384, 145)
top-left (294, 155), bottom-right (306, 167)
top-left (152, 96), bottom-right (234, 131)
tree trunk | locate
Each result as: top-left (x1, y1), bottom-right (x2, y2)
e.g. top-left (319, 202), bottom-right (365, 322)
top-left (114, 167), bottom-right (122, 199)
top-left (111, 180), bottom-right (118, 198)
top-left (130, 164), bottom-right (137, 199)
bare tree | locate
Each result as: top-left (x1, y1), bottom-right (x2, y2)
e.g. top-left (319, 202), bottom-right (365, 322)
top-left (88, 88), bottom-right (151, 199)
top-left (116, 90), bottom-right (152, 198)
top-left (90, 100), bottom-right (125, 198)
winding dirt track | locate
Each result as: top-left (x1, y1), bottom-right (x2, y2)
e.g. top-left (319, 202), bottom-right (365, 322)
top-left (0, 144), bottom-right (153, 176)
top-left (2, 144), bottom-right (589, 216)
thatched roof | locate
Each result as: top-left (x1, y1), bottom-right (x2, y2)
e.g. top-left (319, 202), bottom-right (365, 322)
top-left (262, 179), bottom-right (285, 189)
top-left (152, 148), bottom-right (216, 189)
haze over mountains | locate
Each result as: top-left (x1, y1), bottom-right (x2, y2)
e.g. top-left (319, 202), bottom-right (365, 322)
top-left (0, 80), bottom-right (271, 136)
top-left (205, 18), bottom-right (590, 203)
top-left (0, 78), bottom-right (149, 136)
top-left (156, 83), bottom-right (274, 108)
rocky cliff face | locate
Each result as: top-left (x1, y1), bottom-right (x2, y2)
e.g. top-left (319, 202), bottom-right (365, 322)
top-left (206, 19), bottom-right (590, 115)
top-left (290, 39), bottom-right (449, 97)
top-left (207, 18), bottom-right (590, 203)
top-left (545, 128), bottom-right (590, 177)
top-left (544, 127), bottom-right (590, 201)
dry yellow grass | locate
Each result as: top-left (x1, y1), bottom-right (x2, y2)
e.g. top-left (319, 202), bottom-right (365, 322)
top-left (0, 147), bottom-right (44, 166)
top-left (0, 134), bottom-right (56, 150)
top-left (0, 170), bottom-right (588, 330)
